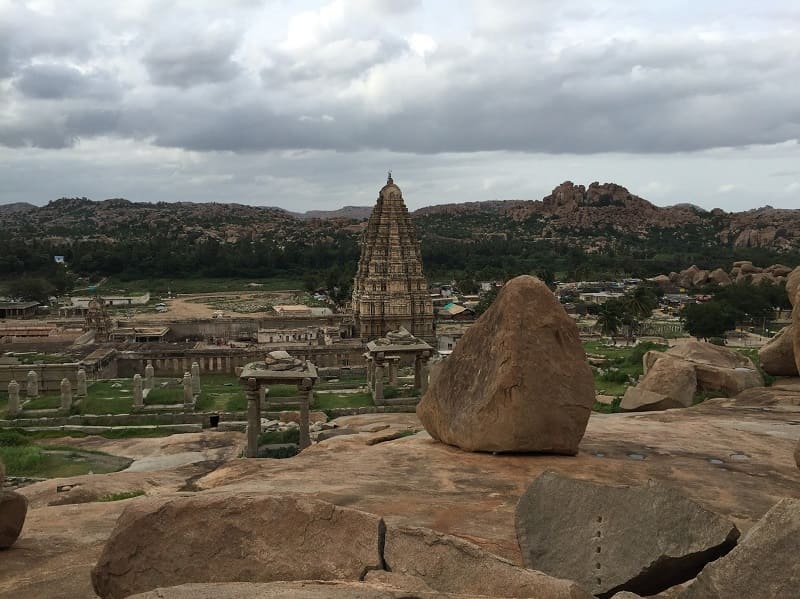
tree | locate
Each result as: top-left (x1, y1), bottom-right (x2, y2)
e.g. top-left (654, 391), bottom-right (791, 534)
top-left (682, 302), bottom-right (736, 340)
top-left (7, 277), bottom-right (55, 303)
top-left (596, 299), bottom-right (625, 337)
top-left (456, 278), bottom-right (478, 295)
top-left (474, 287), bottom-right (499, 316)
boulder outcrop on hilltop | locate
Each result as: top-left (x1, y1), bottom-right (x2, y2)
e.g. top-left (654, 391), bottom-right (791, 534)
top-left (758, 324), bottom-right (797, 376)
top-left (658, 260), bottom-right (796, 288)
top-left (515, 472), bottom-right (739, 597)
top-left (416, 275), bottom-right (595, 454)
top-left (622, 341), bottom-right (763, 411)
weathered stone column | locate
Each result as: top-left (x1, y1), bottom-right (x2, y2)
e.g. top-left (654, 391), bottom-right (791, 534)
top-left (366, 357), bottom-right (374, 391)
top-left (182, 372), bottom-right (193, 409)
top-left (191, 362), bottom-right (201, 395)
top-left (259, 385), bottom-right (268, 408)
top-left (414, 355), bottom-right (422, 391)
top-left (246, 378), bottom-right (260, 458)
top-left (299, 378), bottom-right (312, 451)
top-left (60, 378), bottom-right (72, 412)
top-left (388, 359), bottom-right (398, 385)
top-left (374, 363), bottom-right (384, 404)
top-left (132, 374), bottom-right (143, 409)
top-left (7, 380), bottom-right (20, 418)
top-left (26, 370), bottom-right (39, 399)
top-left (144, 361), bottom-right (155, 390)
top-left (76, 369), bottom-right (87, 397)
top-left (419, 357), bottom-right (429, 394)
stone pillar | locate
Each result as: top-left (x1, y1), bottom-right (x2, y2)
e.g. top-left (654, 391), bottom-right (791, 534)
top-left (145, 361), bottom-right (155, 390)
top-left (76, 369), bottom-right (87, 398)
top-left (26, 370), bottom-right (39, 399)
top-left (299, 378), bottom-right (312, 451)
top-left (60, 378), bottom-right (72, 412)
top-left (420, 358), bottom-right (429, 394)
top-left (414, 356), bottom-right (422, 391)
top-left (191, 362), bottom-right (201, 395)
top-left (374, 363), bottom-right (384, 404)
top-left (182, 372), bottom-right (193, 409)
top-left (367, 357), bottom-right (375, 391)
top-left (133, 374), bottom-right (143, 409)
top-left (388, 360), bottom-right (398, 385)
top-left (7, 380), bottom-right (20, 418)
top-left (246, 378), bottom-right (260, 458)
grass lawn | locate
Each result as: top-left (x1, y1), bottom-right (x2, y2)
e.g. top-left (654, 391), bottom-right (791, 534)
top-left (0, 394), bottom-right (7, 419)
top-left (194, 373), bottom-right (246, 412)
top-left (145, 385), bottom-right (184, 405)
top-left (315, 391), bottom-right (374, 410)
top-left (101, 277), bottom-right (304, 295)
top-left (81, 380), bottom-right (136, 414)
top-left (22, 395), bottom-right (62, 410)
top-left (583, 340), bottom-right (668, 404)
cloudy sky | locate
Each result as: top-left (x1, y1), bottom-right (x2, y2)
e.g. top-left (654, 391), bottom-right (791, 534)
top-left (1, 0), bottom-right (799, 211)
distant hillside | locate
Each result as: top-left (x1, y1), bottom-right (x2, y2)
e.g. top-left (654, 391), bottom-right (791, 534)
top-left (1, 182), bottom-right (798, 283)
top-left (0, 202), bottom-right (36, 214)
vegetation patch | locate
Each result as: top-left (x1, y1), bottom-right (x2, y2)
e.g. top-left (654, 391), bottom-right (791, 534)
top-left (258, 428), bottom-right (300, 445)
top-left (98, 490), bottom-right (146, 502)
top-left (315, 391), bottom-right (374, 410)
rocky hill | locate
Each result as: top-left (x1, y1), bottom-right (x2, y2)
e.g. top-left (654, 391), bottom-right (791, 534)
top-left (2, 182), bottom-right (799, 254)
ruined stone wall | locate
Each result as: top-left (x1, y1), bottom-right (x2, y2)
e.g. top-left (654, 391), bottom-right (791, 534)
top-left (0, 363), bottom-right (85, 394)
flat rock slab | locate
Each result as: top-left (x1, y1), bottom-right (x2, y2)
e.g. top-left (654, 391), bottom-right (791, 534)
top-left (91, 493), bottom-right (384, 599)
top-left (514, 472), bottom-right (739, 597)
top-left (683, 498), bottom-right (800, 598)
top-left (384, 525), bottom-right (591, 598)
top-left (126, 580), bottom-right (564, 599)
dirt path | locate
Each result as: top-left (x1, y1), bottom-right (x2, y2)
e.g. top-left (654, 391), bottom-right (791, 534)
top-left (134, 291), bottom-right (294, 321)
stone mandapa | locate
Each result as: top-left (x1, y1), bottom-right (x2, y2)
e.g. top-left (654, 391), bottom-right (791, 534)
top-left (417, 275), bottom-right (595, 454)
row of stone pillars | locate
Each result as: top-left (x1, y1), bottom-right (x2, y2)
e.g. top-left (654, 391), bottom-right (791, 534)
top-left (365, 352), bottom-right (430, 403)
top-left (6, 368), bottom-right (89, 417)
top-left (245, 377), bottom-right (314, 458)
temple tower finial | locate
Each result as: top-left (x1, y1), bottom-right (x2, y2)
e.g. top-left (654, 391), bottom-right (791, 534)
top-left (387, 169), bottom-right (393, 184)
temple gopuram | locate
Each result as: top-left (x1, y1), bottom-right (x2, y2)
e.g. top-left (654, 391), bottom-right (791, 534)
top-left (351, 174), bottom-right (434, 341)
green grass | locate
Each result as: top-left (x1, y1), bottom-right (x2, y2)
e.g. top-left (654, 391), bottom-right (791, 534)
top-left (593, 397), bottom-right (622, 414)
top-left (99, 428), bottom-right (176, 439)
top-left (584, 340), bottom-right (668, 402)
top-left (98, 490), bottom-right (146, 502)
top-left (258, 428), bottom-right (300, 445)
top-left (315, 391), bottom-right (374, 410)
top-left (144, 386), bottom-right (184, 405)
top-left (194, 374), bottom-right (246, 412)
top-left (22, 395), bottom-right (62, 410)
top-left (734, 348), bottom-right (775, 387)
top-left (102, 277), bottom-right (304, 294)
top-left (81, 380), bottom-right (136, 414)
top-left (0, 444), bottom-right (130, 477)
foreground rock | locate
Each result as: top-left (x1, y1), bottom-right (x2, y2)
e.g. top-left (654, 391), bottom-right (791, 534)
top-left (92, 494), bottom-right (383, 599)
top-left (620, 357), bottom-right (696, 411)
top-left (417, 275), bottom-right (595, 454)
top-left (128, 580), bottom-right (587, 599)
top-left (384, 525), bottom-right (589, 598)
top-left (758, 324), bottom-right (797, 376)
top-left (682, 498), bottom-right (800, 598)
top-left (0, 457), bottom-right (28, 549)
top-left (515, 472), bottom-right (739, 597)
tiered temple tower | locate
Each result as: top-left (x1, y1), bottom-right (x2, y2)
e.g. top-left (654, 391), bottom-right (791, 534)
top-left (352, 174), bottom-right (434, 340)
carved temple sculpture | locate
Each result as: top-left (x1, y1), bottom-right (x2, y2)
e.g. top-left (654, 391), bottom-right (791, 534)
top-left (239, 351), bottom-right (318, 458)
top-left (351, 174), bottom-right (434, 341)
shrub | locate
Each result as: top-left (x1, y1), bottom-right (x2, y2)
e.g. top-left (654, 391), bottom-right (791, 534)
top-left (98, 490), bottom-right (145, 502)
top-left (0, 430), bottom-right (32, 447)
top-left (258, 428), bottom-right (299, 445)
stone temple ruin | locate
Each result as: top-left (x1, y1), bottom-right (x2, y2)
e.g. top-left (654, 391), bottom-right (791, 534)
top-left (351, 173), bottom-right (435, 341)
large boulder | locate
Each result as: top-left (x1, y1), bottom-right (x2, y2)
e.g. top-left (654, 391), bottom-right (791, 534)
top-left (795, 440), bottom-right (800, 470)
top-left (515, 472), bottom-right (739, 598)
top-left (786, 265), bottom-right (800, 307)
top-left (416, 275), bottom-right (594, 454)
top-left (0, 457), bottom-right (28, 549)
top-left (644, 341), bottom-right (763, 396)
top-left (91, 493), bottom-right (384, 599)
top-left (707, 268), bottom-right (731, 286)
top-left (682, 498), bottom-right (800, 598)
top-left (383, 525), bottom-right (590, 599)
top-left (620, 357), bottom-right (696, 411)
top-left (758, 325), bottom-right (797, 376)
top-left (793, 294), bottom-right (800, 379)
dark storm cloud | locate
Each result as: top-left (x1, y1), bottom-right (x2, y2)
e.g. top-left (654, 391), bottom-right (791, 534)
top-left (143, 30), bottom-right (242, 87)
top-left (14, 63), bottom-right (122, 99)
top-left (0, 1), bottom-right (799, 157)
